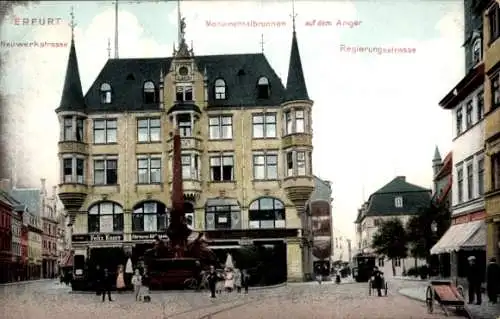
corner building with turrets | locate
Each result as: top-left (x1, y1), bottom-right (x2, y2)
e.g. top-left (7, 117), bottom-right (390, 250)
top-left (56, 22), bottom-right (315, 282)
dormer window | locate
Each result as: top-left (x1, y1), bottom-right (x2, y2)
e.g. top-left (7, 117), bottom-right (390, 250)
top-left (215, 79), bottom-right (226, 100)
top-left (257, 77), bottom-right (270, 99)
top-left (394, 196), bottom-right (403, 208)
top-left (472, 37), bottom-right (482, 65)
top-left (143, 81), bottom-right (156, 104)
top-left (176, 85), bottom-right (193, 102)
top-left (100, 83), bottom-right (112, 104)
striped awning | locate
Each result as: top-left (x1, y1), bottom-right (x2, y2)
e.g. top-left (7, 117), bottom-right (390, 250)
top-left (430, 220), bottom-right (485, 255)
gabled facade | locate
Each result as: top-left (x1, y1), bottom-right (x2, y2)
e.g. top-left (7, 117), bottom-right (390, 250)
top-left (432, 148), bottom-right (452, 208)
top-left (354, 176), bottom-right (432, 276)
top-left (56, 14), bottom-right (315, 281)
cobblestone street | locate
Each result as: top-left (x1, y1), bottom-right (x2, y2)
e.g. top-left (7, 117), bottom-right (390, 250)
top-left (0, 279), bottom-right (465, 319)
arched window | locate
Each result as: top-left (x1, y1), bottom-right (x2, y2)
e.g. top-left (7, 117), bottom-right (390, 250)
top-left (100, 83), bottom-right (112, 104)
top-left (214, 79), bottom-right (226, 100)
top-left (143, 81), bottom-right (156, 104)
top-left (257, 77), bottom-right (270, 99)
top-left (248, 197), bottom-right (285, 229)
top-left (132, 201), bottom-right (167, 232)
top-left (88, 201), bottom-right (123, 233)
top-left (472, 37), bottom-right (482, 65)
top-left (205, 198), bottom-right (241, 230)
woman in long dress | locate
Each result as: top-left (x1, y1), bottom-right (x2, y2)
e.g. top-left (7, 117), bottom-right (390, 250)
top-left (116, 265), bottom-right (126, 292)
top-left (224, 267), bottom-right (234, 292)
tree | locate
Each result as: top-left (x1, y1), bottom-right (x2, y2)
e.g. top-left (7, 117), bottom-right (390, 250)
top-left (371, 218), bottom-right (408, 276)
top-left (406, 201), bottom-right (451, 266)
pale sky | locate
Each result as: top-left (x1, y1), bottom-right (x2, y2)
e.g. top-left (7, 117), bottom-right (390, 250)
top-left (0, 0), bottom-right (463, 241)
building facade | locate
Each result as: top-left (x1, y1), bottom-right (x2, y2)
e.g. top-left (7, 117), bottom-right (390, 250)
top-left (0, 192), bottom-right (13, 283)
top-left (354, 176), bottom-right (431, 276)
top-left (430, 0), bottom-right (487, 284)
top-left (57, 18), bottom-right (315, 281)
top-left (27, 212), bottom-right (43, 279)
top-left (41, 179), bottom-right (58, 278)
top-left (477, 0), bottom-right (500, 263)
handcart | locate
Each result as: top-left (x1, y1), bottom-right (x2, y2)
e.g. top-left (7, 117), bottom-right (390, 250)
top-left (425, 280), bottom-right (471, 318)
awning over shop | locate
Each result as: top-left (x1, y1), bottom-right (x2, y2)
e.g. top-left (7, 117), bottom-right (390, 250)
top-left (430, 220), bottom-right (485, 255)
top-left (60, 251), bottom-right (74, 268)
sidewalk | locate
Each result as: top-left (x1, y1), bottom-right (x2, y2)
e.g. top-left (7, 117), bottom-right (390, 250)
top-left (392, 275), bottom-right (426, 282)
top-left (0, 278), bottom-right (55, 286)
top-left (399, 286), bottom-right (500, 319)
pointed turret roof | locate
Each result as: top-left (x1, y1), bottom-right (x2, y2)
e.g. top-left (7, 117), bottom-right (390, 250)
top-left (56, 38), bottom-right (85, 113)
top-left (284, 30), bottom-right (309, 102)
top-left (433, 146), bottom-right (441, 161)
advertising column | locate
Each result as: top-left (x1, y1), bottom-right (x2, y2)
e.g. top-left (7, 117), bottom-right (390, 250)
top-left (311, 200), bottom-right (332, 271)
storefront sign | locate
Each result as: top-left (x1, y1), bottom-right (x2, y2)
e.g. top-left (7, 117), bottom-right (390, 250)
top-left (72, 234), bottom-right (124, 242)
top-left (131, 232), bottom-right (168, 241)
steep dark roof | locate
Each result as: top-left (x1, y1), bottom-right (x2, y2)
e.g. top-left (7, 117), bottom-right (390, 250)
top-left (284, 31), bottom-right (309, 102)
top-left (56, 38), bottom-right (86, 113)
top-left (363, 176), bottom-right (431, 217)
top-left (81, 54), bottom-right (286, 113)
top-left (10, 188), bottom-right (40, 215)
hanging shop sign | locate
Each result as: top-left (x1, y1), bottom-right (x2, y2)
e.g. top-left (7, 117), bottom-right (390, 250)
top-left (131, 232), bottom-right (168, 241)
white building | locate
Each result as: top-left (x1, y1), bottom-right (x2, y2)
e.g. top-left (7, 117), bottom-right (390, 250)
top-left (431, 60), bottom-right (487, 281)
top-left (354, 176), bottom-right (431, 277)
top-left (332, 229), bottom-right (351, 262)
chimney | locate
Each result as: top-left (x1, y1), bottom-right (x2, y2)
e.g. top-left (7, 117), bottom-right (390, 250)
top-left (0, 178), bottom-right (12, 192)
top-left (396, 176), bottom-right (406, 182)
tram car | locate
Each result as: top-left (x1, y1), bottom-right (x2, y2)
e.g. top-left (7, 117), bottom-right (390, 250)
top-left (352, 252), bottom-right (377, 282)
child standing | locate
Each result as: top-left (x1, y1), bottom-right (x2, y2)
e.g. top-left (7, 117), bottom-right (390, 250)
top-left (131, 269), bottom-right (142, 301)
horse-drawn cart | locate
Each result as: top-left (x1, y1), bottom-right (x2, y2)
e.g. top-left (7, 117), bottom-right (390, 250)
top-left (425, 280), bottom-right (471, 318)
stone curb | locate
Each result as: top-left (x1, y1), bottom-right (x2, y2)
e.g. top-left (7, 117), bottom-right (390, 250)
top-left (0, 279), bottom-right (55, 286)
top-left (392, 276), bottom-right (427, 282)
top-left (398, 288), bottom-right (425, 303)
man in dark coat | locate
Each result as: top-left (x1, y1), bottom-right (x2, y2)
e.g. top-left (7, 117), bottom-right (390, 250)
top-left (467, 256), bottom-right (482, 305)
top-left (372, 266), bottom-right (383, 297)
top-left (100, 268), bottom-right (113, 302)
top-left (486, 257), bottom-right (500, 304)
top-left (206, 265), bottom-right (219, 298)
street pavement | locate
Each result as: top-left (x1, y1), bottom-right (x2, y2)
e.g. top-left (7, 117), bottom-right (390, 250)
top-left (0, 279), bottom-right (464, 319)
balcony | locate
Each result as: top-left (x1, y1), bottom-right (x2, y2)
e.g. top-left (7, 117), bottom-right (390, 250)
top-left (183, 180), bottom-right (202, 201)
top-left (281, 133), bottom-right (312, 149)
top-left (283, 176), bottom-right (314, 205)
top-left (58, 141), bottom-right (88, 154)
top-left (57, 183), bottom-right (88, 210)
top-left (167, 136), bottom-right (203, 152)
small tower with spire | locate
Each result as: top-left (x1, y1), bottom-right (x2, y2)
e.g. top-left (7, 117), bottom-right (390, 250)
top-left (281, 0), bottom-right (315, 273)
top-left (432, 146), bottom-right (443, 178)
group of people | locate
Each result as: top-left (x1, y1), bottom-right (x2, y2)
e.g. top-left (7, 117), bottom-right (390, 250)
top-left (94, 258), bottom-right (148, 302)
top-left (467, 256), bottom-right (500, 305)
top-left (205, 265), bottom-right (250, 298)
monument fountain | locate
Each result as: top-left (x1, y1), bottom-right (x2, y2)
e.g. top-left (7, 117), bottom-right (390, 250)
top-left (144, 129), bottom-right (217, 289)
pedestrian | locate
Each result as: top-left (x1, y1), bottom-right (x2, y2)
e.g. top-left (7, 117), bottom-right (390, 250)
top-left (486, 257), bottom-right (500, 304)
top-left (207, 265), bottom-right (219, 298)
top-left (234, 268), bottom-right (242, 293)
top-left (125, 256), bottom-right (134, 290)
top-left (131, 269), bottom-right (142, 301)
top-left (372, 266), bottom-right (383, 297)
top-left (466, 256), bottom-right (482, 305)
top-left (241, 269), bottom-right (250, 293)
top-left (100, 268), bottom-right (113, 302)
top-left (116, 265), bottom-right (126, 293)
top-left (95, 265), bottom-right (103, 296)
top-left (224, 267), bottom-right (234, 292)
